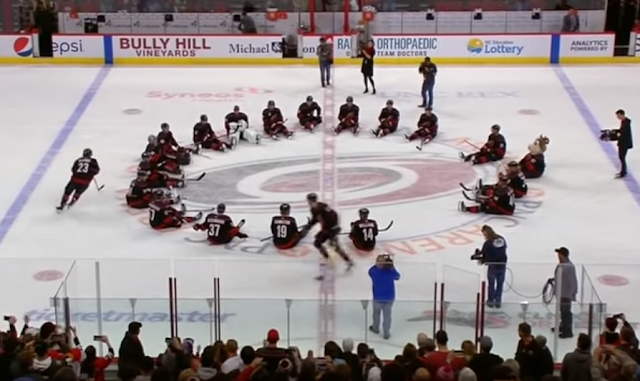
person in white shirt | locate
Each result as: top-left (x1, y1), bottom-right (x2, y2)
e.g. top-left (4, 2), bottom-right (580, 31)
top-left (221, 340), bottom-right (243, 374)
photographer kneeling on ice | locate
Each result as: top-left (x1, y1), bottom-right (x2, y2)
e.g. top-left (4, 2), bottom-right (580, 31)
top-left (368, 253), bottom-right (401, 339)
top-left (471, 225), bottom-right (507, 308)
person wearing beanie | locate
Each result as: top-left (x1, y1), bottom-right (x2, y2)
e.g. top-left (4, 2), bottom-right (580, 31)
top-left (535, 335), bottom-right (554, 378)
top-left (468, 336), bottom-right (503, 381)
top-left (255, 329), bottom-right (288, 374)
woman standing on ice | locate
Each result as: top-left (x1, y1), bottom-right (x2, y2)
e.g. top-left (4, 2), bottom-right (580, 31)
top-left (361, 39), bottom-right (376, 94)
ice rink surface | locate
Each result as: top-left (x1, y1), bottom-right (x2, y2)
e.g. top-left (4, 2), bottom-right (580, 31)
top-left (0, 65), bottom-right (639, 358)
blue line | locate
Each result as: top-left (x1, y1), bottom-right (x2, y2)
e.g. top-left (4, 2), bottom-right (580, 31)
top-left (0, 66), bottom-right (111, 246)
top-left (553, 67), bottom-right (640, 207)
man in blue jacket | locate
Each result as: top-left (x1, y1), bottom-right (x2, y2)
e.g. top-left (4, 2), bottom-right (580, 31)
top-left (368, 253), bottom-right (401, 339)
top-left (473, 225), bottom-right (507, 308)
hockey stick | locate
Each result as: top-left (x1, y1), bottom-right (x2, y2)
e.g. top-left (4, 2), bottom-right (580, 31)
top-left (416, 137), bottom-right (431, 151)
top-left (187, 173), bottom-right (206, 182)
top-left (459, 182), bottom-right (475, 192)
top-left (464, 140), bottom-right (482, 150)
top-left (93, 178), bottom-right (105, 192)
top-left (461, 191), bottom-right (477, 202)
top-left (339, 220), bottom-right (394, 235)
top-left (183, 207), bottom-right (216, 213)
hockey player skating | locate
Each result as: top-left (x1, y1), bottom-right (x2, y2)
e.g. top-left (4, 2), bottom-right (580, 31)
top-left (306, 193), bottom-right (354, 280)
top-left (57, 148), bottom-right (100, 211)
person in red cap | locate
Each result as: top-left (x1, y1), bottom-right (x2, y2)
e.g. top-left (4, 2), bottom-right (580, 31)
top-left (255, 329), bottom-right (288, 373)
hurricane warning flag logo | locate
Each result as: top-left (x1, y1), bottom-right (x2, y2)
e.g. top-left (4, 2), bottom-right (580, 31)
top-left (467, 38), bottom-right (484, 54)
top-left (13, 37), bottom-right (33, 57)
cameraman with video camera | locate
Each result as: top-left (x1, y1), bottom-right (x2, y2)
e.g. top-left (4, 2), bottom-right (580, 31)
top-left (471, 225), bottom-right (507, 308)
top-left (600, 109), bottom-right (633, 178)
top-left (368, 253), bottom-right (401, 339)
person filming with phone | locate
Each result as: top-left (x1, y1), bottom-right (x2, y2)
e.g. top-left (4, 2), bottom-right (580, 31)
top-left (81, 335), bottom-right (114, 381)
top-left (368, 253), bottom-right (401, 340)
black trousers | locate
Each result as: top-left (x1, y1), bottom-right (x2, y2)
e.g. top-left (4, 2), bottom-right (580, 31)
top-left (560, 297), bottom-right (573, 334)
top-left (618, 146), bottom-right (629, 175)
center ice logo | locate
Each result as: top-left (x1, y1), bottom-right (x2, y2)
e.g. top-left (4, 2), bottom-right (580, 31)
top-left (13, 37), bottom-right (33, 57)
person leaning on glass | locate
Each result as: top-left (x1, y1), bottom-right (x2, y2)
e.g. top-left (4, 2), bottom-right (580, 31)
top-left (368, 253), bottom-right (400, 340)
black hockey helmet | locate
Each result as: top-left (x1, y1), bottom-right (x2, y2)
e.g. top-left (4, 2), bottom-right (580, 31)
top-left (217, 203), bottom-right (226, 213)
top-left (82, 148), bottom-right (92, 158)
top-left (267, 100), bottom-right (275, 107)
top-left (161, 122), bottom-right (170, 130)
top-left (508, 160), bottom-right (519, 167)
top-left (200, 114), bottom-right (208, 122)
top-left (233, 105), bottom-right (240, 112)
top-left (280, 203), bottom-right (291, 213)
top-left (386, 99), bottom-right (393, 106)
top-left (359, 208), bottom-right (369, 217)
top-left (306, 193), bottom-right (318, 203)
top-left (491, 124), bottom-right (501, 131)
top-left (306, 95), bottom-right (313, 102)
top-left (346, 96), bottom-right (353, 103)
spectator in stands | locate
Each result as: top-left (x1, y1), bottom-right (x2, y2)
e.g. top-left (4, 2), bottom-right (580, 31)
top-left (502, 359), bottom-right (520, 379)
top-left (221, 339), bottom-right (242, 374)
top-left (468, 336), bottom-right (503, 381)
top-left (397, 343), bottom-right (422, 377)
top-left (515, 322), bottom-right (545, 381)
top-left (196, 346), bottom-right (218, 381)
top-left (413, 368), bottom-right (431, 381)
top-left (459, 367), bottom-right (478, 381)
top-left (601, 316), bottom-right (622, 346)
top-left (239, 346), bottom-right (256, 369)
top-left (552, 247), bottom-right (578, 339)
top-left (53, 367), bottom-right (78, 381)
top-left (491, 364), bottom-right (518, 380)
top-left (561, 8), bottom-right (580, 32)
top-left (33, 340), bottom-right (63, 379)
top-left (618, 325), bottom-right (640, 363)
top-left (80, 335), bottom-right (114, 381)
top-left (118, 322), bottom-right (145, 376)
top-left (421, 330), bottom-right (450, 377)
top-left (592, 346), bottom-right (638, 381)
top-left (561, 333), bottom-right (592, 381)
top-left (535, 335), bottom-right (555, 378)
top-left (256, 329), bottom-right (288, 374)
top-left (238, 11), bottom-right (257, 34)
top-left (134, 356), bottom-right (155, 381)
top-left (417, 333), bottom-right (429, 355)
top-left (339, 339), bottom-right (362, 381)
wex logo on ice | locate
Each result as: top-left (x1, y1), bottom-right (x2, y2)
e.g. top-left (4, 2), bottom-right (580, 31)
top-left (52, 40), bottom-right (85, 56)
top-left (467, 38), bottom-right (524, 55)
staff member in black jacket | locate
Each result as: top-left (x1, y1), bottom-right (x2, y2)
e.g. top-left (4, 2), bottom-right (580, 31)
top-left (615, 109), bottom-right (633, 178)
top-left (418, 57), bottom-right (437, 109)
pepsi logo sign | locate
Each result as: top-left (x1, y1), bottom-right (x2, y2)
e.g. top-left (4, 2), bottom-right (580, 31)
top-left (13, 37), bottom-right (33, 57)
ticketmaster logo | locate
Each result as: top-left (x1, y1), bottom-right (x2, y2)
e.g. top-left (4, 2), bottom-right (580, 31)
top-left (228, 42), bottom-right (282, 54)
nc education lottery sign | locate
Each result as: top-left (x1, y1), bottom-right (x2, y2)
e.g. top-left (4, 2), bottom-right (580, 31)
top-left (324, 35), bottom-right (551, 58)
top-left (112, 36), bottom-right (283, 58)
top-left (559, 34), bottom-right (614, 57)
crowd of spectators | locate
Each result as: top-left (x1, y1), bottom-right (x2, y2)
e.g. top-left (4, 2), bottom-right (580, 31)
top-left (1, 315), bottom-right (640, 381)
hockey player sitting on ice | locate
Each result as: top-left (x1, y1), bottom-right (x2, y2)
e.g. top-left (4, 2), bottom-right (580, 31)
top-left (157, 122), bottom-right (192, 165)
top-left (405, 107), bottom-right (438, 143)
top-left (193, 203), bottom-right (248, 244)
top-left (459, 176), bottom-right (515, 216)
top-left (147, 124), bottom-right (184, 174)
top-left (470, 161), bottom-right (528, 201)
top-left (270, 203), bottom-right (310, 249)
top-left (519, 135), bottom-right (550, 179)
top-left (263, 100), bottom-right (294, 140)
top-left (460, 124), bottom-right (507, 164)
top-left (142, 135), bottom-right (157, 159)
top-left (333, 96), bottom-right (360, 135)
top-left (193, 114), bottom-right (236, 152)
top-left (57, 148), bottom-right (100, 211)
top-left (297, 96), bottom-right (322, 132)
top-left (225, 105), bottom-right (261, 145)
top-left (372, 100), bottom-right (399, 138)
top-left (349, 208), bottom-right (379, 252)
top-left (148, 190), bottom-right (201, 230)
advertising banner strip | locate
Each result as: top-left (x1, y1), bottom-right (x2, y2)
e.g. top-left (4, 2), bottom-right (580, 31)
top-left (0, 33), bottom-right (634, 65)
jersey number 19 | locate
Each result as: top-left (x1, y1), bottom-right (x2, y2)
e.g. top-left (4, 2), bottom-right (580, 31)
top-left (276, 224), bottom-right (288, 238)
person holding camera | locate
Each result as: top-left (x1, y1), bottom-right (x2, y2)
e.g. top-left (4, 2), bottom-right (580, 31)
top-left (418, 57), bottom-right (437, 109)
top-left (368, 253), bottom-right (401, 339)
top-left (470, 225), bottom-right (507, 308)
top-left (601, 110), bottom-right (633, 178)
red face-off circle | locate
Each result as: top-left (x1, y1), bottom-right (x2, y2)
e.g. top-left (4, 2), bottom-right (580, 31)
top-left (33, 270), bottom-right (64, 282)
top-left (598, 275), bottom-right (629, 287)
